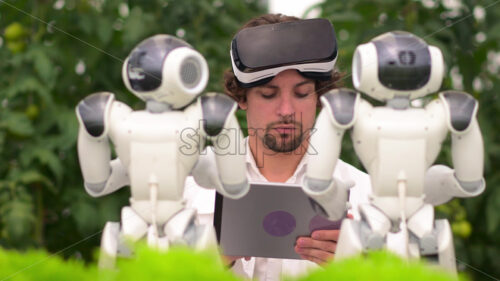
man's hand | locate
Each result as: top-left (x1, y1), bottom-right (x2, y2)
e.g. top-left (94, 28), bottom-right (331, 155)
top-left (294, 229), bottom-right (339, 265)
top-left (294, 214), bottom-right (353, 265)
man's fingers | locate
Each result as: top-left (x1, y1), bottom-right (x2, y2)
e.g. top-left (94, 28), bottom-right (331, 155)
top-left (294, 230), bottom-right (340, 266)
top-left (295, 246), bottom-right (334, 263)
top-left (310, 229), bottom-right (340, 241)
top-left (296, 237), bottom-right (337, 253)
top-left (299, 254), bottom-right (328, 265)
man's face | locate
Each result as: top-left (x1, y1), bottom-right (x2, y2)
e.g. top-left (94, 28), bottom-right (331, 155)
top-left (239, 69), bottom-right (318, 153)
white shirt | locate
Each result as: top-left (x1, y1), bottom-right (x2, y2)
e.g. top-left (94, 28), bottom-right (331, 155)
top-left (184, 140), bottom-right (371, 281)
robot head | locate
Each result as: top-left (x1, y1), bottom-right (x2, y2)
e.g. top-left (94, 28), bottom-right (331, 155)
top-left (122, 34), bottom-right (209, 109)
top-left (352, 31), bottom-right (444, 101)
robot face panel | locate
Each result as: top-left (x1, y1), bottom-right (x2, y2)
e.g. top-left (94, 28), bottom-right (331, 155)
top-left (123, 34), bottom-right (209, 109)
top-left (373, 32), bottom-right (431, 90)
top-left (352, 31), bottom-right (444, 102)
top-left (126, 35), bottom-right (189, 92)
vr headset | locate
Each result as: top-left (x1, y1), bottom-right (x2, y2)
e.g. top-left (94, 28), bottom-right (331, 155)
top-left (230, 18), bottom-right (338, 88)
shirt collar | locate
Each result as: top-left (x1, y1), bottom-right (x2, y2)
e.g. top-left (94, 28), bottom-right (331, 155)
top-left (244, 137), bottom-right (266, 181)
top-left (244, 137), bottom-right (309, 184)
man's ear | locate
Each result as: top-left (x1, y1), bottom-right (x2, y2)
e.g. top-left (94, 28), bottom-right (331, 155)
top-left (238, 100), bottom-right (248, 110)
top-left (315, 91), bottom-right (322, 109)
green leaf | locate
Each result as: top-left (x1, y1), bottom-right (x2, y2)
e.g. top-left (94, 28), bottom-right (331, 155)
top-left (0, 111), bottom-right (35, 137)
top-left (122, 7), bottom-right (155, 45)
top-left (25, 46), bottom-right (56, 85)
top-left (0, 131), bottom-right (6, 154)
top-left (486, 188), bottom-right (500, 235)
top-left (1, 198), bottom-right (34, 242)
top-left (32, 148), bottom-right (64, 183)
top-left (18, 170), bottom-right (57, 193)
top-left (78, 14), bottom-right (95, 35)
top-left (5, 76), bottom-right (53, 107)
top-left (487, 22), bottom-right (500, 39)
top-left (56, 108), bottom-right (79, 149)
top-left (72, 200), bottom-right (100, 235)
top-left (97, 17), bottom-right (114, 44)
top-left (34, 49), bottom-right (55, 85)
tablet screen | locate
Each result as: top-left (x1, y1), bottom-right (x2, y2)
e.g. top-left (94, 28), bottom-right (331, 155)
top-left (214, 182), bottom-right (345, 259)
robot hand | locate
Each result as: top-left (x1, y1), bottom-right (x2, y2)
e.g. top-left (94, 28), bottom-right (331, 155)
top-left (303, 176), bottom-right (355, 221)
top-left (191, 146), bottom-right (249, 199)
top-left (76, 92), bottom-right (132, 197)
top-left (191, 147), bottom-right (224, 190)
top-left (192, 92), bottom-right (249, 199)
top-left (76, 92), bottom-right (113, 194)
top-left (424, 164), bottom-right (485, 206)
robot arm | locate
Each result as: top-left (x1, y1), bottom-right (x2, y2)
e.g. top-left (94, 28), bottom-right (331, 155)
top-left (76, 92), bottom-right (131, 197)
top-left (194, 93), bottom-right (249, 199)
top-left (303, 88), bottom-right (359, 220)
top-left (424, 91), bottom-right (485, 205)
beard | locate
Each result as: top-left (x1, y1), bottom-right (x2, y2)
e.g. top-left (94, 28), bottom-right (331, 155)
top-left (261, 117), bottom-right (306, 153)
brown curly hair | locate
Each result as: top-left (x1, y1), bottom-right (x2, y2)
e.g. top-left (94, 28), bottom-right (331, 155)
top-left (223, 13), bottom-right (343, 104)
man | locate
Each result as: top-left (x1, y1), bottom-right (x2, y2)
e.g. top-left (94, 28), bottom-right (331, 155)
top-left (184, 14), bottom-right (371, 280)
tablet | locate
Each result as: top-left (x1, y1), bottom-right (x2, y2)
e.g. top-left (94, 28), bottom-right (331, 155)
top-left (214, 182), bottom-right (345, 259)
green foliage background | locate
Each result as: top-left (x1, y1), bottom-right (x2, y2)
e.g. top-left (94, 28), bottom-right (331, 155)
top-left (0, 0), bottom-right (264, 260)
top-left (0, 0), bottom-right (498, 280)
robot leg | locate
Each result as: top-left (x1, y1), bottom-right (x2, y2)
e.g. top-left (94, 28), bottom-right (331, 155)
top-left (406, 204), bottom-right (456, 272)
top-left (432, 219), bottom-right (457, 273)
top-left (147, 225), bottom-right (169, 250)
top-left (164, 208), bottom-right (217, 250)
top-left (98, 222), bottom-right (120, 269)
top-left (119, 206), bottom-right (170, 250)
top-left (336, 219), bottom-right (363, 258)
top-left (336, 204), bottom-right (389, 259)
top-left (190, 223), bottom-right (217, 250)
top-left (121, 206), bottom-right (148, 241)
top-left (407, 204), bottom-right (436, 259)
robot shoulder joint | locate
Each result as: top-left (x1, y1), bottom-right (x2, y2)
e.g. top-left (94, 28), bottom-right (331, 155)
top-left (200, 93), bottom-right (237, 136)
top-left (76, 92), bottom-right (115, 137)
top-left (439, 91), bottom-right (478, 133)
top-left (320, 88), bottom-right (360, 128)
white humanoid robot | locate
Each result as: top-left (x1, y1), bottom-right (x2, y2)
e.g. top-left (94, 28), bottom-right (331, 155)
top-left (76, 35), bottom-right (249, 268)
top-left (303, 31), bottom-right (485, 272)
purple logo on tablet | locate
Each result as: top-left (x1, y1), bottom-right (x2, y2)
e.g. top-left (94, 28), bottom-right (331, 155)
top-left (262, 211), bottom-right (296, 237)
top-left (309, 215), bottom-right (343, 233)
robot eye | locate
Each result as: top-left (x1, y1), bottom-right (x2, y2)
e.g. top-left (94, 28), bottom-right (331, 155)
top-left (398, 51), bottom-right (416, 65)
top-left (179, 56), bottom-right (203, 89)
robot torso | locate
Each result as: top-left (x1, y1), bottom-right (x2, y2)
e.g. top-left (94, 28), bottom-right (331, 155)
top-left (107, 100), bottom-right (204, 222)
top-left (352, 98), bottom-right (448, 218)
top-left (109, 101), bottom-right (203, 200)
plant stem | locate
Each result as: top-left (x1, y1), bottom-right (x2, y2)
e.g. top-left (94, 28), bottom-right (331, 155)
top-left (34, 184), bottom-right (44, 246)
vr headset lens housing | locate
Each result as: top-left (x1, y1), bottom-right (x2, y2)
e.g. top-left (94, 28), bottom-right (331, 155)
top-left (231, 18), bottom-right (338, 88)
